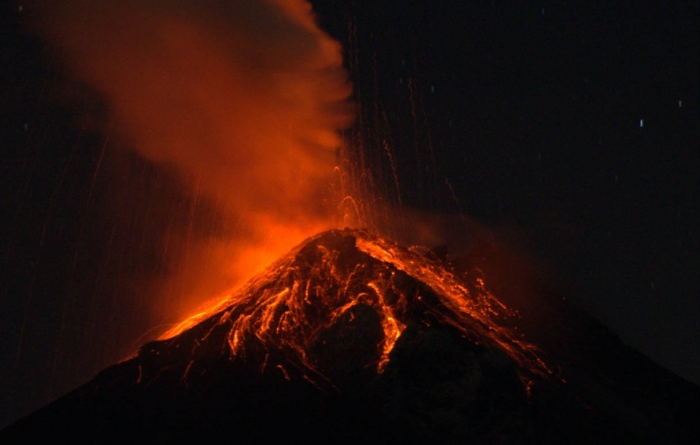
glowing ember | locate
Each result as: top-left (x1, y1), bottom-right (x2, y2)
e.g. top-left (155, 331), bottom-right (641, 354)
top-left (161, 229), bottom-right (553, 387)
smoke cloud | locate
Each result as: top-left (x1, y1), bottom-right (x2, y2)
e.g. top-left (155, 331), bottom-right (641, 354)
top-left (31, 0), bottom-right (353, 322)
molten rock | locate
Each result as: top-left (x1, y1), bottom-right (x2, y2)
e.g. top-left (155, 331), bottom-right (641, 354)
top-left (2, 229), bottom-right (698, 443)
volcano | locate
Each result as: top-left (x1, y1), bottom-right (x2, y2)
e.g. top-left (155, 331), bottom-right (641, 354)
top-left (1, 229), bottom-right (697, 443)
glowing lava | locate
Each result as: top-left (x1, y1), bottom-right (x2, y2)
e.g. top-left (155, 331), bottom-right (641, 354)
top-left (160, 229), bottom-right (553, 387)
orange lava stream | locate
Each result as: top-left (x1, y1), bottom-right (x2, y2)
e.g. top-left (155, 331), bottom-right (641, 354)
top-left (160, 230), bottom-right (552, 385)
top-left (355, 236), bottom-right (554, 378)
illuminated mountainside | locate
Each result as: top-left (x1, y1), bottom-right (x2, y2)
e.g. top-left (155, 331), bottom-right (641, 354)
top-left (156, 228), bottom-right (553, 385)
top-left (2, 229), bottom-right (698, 443)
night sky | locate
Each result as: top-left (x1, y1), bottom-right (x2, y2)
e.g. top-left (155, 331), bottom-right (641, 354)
top-left (1, 0), bottom-right (698, 428)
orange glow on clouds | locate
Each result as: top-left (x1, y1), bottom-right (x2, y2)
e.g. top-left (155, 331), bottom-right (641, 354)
top-left (32, 0), bottom-right (354, 324)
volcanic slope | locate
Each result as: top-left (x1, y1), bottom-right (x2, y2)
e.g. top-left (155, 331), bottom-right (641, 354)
top-left (2, 229), bottom-right (698, 443)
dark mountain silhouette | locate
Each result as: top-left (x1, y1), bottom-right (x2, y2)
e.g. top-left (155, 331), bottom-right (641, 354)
top-left (1, 229), bottom-right (697, 443)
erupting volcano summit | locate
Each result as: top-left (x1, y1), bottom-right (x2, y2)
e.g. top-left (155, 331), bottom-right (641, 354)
top-left (2, 230), bottom-right (698, 443)
top-left (158, 228), bottom-right (552, 385)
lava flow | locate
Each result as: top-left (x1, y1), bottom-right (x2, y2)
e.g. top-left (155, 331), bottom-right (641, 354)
top-left (158, 228), bottom-right (553, 389)
top-left (5, 229), bottom-right (698, 444)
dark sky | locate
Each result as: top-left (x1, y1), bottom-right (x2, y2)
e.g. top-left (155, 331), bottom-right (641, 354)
top-left (312, 0), bottom-right (699, 383)
top-left (1, 0), bottom-right (698, 428)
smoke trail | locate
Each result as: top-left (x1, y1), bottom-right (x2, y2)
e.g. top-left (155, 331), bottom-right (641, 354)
top-left (30, 0), bottom-right (353, 320)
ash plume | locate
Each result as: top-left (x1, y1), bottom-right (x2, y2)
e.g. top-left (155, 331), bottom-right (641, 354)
top-left (28, 0), bottom-right (354, 320)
